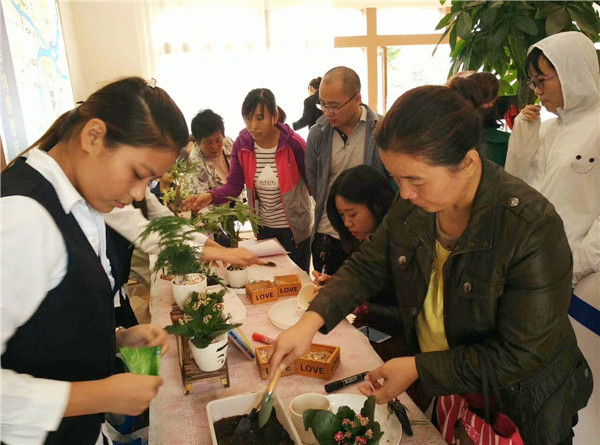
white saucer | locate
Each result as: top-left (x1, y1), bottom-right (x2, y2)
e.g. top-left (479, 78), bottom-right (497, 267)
top-left (326, 394), bottom-right (402, 444)
top-left (268, 298), bottom-right (305, 330)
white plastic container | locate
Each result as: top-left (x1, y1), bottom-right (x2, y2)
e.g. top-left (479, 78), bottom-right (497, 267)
top-left (206, 391), bottom-right (302, 445)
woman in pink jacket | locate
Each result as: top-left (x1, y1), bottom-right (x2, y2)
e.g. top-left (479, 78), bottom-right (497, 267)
top-left (185, 88), bottom-right (312, 272)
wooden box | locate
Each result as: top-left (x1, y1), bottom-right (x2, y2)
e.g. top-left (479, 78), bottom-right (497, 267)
top-left (296, 344), bottom-right (341, 380)
top-left (255, 345), bottom-right (295, 380)
top-left (273, 274), bottom-right (302, 297)
top-left (245, 280), bottom-right (278, 305)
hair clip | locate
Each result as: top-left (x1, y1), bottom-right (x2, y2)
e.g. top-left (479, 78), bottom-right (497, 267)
top-left (146, 78), bottom-right (157, 89)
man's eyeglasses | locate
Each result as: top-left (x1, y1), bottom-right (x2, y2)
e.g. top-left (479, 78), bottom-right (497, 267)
top-left (527, 72), bottom-right (557, 90)
top-left (317, 93), bottom-right (357, 114)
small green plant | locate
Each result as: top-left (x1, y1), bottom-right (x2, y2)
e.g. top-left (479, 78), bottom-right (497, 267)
top-left (138, 215), bottom-right (222, 284)
top-left (165, 289), bottom-right (241, 349)
top-left (162, 159), bottom-right (198, 214)
top-left (303, 396), bottom-right (384, 445)
top-left (195, 197), bottom-right (262, 248)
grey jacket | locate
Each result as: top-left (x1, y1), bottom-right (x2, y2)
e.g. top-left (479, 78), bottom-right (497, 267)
top-left (305, 105), bottom-right (385, 236)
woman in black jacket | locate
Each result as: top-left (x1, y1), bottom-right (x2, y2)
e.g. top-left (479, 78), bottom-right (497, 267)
top-left (270, 82), bottom-right (592, 444)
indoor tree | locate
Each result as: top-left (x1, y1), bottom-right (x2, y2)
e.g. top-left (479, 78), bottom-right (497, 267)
top-left (435, 1), bottom-right (600, 107)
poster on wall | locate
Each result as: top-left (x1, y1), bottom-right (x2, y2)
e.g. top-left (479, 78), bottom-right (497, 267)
top-left (0, 0), bottom-right (74, 162)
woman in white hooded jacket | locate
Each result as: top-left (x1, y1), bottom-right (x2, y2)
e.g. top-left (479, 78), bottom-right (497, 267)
top-left (505, 31), bottom-right (599, 287)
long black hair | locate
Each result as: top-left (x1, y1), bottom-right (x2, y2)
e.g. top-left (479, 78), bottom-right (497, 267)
top-left (326, 165), bottom-right (395, 253)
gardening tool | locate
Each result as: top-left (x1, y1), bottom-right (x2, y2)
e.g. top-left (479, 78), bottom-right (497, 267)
top-left (232, 366), bottom-right (283, 438)
top-left (257, 366), bottom-right (283, 427)
top-left (261, 261), bottom-right (277, 267)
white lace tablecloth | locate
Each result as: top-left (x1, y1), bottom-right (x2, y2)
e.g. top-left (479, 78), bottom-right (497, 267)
top-left (148, 254), bottom-right (445, 445)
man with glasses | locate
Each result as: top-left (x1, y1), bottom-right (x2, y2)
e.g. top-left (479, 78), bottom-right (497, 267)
top-left (305, 66), bottom-right (386, 276)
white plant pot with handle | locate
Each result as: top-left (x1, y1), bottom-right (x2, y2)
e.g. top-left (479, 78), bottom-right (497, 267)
top-left (190, 334), bottom-right (228, 372)
top-left (171, 273), bottom-right (207, 310)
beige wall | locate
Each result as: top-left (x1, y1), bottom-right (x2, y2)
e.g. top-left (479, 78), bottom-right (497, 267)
top-left (58, 1), bottom-right (155, 101)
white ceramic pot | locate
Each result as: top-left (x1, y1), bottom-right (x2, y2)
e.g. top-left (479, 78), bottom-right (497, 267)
top-left (225, 266), bottom-right (248, 288)
top-left (190, 334), bottom-right (228, 372)
top-left (171, 273), bottom-right (207, 310)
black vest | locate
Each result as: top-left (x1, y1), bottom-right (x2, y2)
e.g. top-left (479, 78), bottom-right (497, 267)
top-left (1, 159), bottom-right (117, 445)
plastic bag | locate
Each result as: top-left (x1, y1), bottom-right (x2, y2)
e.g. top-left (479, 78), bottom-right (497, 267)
top-left (117, 346), bottom-right (161, 376)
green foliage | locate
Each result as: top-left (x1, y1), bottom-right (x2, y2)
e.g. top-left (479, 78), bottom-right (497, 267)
top-left (303, 396), bottom-right (384, 445)
top-left (165, 289), bottom-right (242, 349)
top-left (195, 197), bottom-right (262, 248)
top-left (435, 1), bottom-right (600, 107)
top-left (137, 216), bottom-right (222, 284)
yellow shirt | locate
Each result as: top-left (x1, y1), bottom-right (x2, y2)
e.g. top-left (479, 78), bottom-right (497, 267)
top-left (417, 240), bottom-right (451, 352)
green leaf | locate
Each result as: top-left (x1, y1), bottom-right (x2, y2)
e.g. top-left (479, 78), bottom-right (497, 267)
top-left (435, 11), bottom-right (454, 30)
top-left (490, 1), bottom-right (504, 9)
top-left (568, 5), bottom-right (600, 37)
top-left (515, 15), bottom-right (538, 35)
top-left (545, 7), bottom-right (569, 35)
top-left (480, 5), bottom-right (498, 29)
top-left (456, 12), bottom-right (472, 39)
top-left (303, 410), bottom-right (337, 445)
top-left (488, 20), bottom-right (510, 49)
top-left (361, 396), bottom-right (377, 424)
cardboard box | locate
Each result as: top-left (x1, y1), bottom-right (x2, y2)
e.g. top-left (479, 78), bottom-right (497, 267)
top-left (273, 274), bottom-right (302, 297)
top-left (245, 280), bottom-right (278, 305)
top-left (255, 345), bottom-right (295, 380)
top-left (296, 344), bottom-right (341, 380)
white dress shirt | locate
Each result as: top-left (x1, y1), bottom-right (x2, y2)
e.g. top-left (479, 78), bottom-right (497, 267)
top-left (1, 149), bottom-right (115, 444)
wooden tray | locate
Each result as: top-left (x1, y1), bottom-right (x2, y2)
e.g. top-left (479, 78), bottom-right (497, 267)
top-left (170, 304), bottom-right (230, 395)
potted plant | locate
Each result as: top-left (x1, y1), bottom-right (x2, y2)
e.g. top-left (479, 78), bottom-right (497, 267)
top-left (165, 289), bottom-right (241, 372)
top-left (195, 197), bottom-right (262, 287)
top-left (435, 1), bottom-right (600, 107)
top-left (196, 197), bottom-right (262, 248)
top-left (138, 216), bottom-right (222, 309)
top-left (303, 396), bottom-right (384, 445)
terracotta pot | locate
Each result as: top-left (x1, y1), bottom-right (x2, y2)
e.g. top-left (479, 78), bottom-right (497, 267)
top-left (190, 334), bottom-right (228, 372)
top-left (171, 273), bottom-right (207, 310)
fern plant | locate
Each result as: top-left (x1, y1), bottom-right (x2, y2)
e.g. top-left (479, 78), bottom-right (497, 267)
top-left (138, 216), bottom-right (221, 284)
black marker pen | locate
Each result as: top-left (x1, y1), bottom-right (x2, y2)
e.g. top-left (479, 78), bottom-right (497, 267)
top-left (324, 371), bottom-right (369, 393)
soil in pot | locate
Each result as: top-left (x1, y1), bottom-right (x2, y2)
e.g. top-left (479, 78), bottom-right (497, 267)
top-left (213, 410), bottom-right (294, 445)
top-left (226, 265), bottom-right (247, 272)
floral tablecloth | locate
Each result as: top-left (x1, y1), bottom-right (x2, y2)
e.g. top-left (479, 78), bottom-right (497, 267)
top-left (148, 254), bottom-right (445, 445)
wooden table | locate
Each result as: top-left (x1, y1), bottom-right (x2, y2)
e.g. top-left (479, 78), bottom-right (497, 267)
top-left (148, 253), bottom-right (445, 444)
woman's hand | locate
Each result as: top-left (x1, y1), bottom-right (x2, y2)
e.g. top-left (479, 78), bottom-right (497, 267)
top-left (183, 193), bottom-right (213, 211)
top-left (116, 324), bottom-right (169, 355)
top-left (101, 374), bottom-right (164, 416)
top-left (358, 357), bottom-right (419, 404)
top-left (311, 270), bottom-right (331, 286)
top-left (269, 311), bottom-right (325, 373)
top-left (202, 246), bottom-right (261, 266)
top-left (520, 104), bottom-right (541, 122)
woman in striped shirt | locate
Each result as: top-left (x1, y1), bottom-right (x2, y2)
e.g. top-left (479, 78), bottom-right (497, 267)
top-left (184, 89), bottom-right (312, 272)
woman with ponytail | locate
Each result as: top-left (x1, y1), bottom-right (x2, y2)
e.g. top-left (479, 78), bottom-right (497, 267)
top-left (1, 77), bottom-right (188, 444)
top-left (269, 83), bottom-right (592, 444)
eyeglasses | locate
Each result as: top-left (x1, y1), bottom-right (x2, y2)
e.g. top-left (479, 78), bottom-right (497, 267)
top-left (527, 72), bottom-right (557, 90)
top-left (317, 93), bottom-right (357, 114)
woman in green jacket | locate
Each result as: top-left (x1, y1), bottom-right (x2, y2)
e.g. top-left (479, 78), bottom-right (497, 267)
top-left (270, 82), bottom-right (592, 444)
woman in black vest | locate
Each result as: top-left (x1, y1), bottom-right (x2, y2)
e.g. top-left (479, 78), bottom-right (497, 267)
top-left (1, 77), bottom-right (188, 445)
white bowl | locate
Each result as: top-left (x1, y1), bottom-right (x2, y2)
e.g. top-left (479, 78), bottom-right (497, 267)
top-left (206, 391), bottom-right (302, 445)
